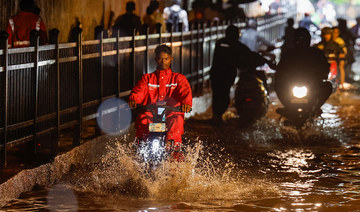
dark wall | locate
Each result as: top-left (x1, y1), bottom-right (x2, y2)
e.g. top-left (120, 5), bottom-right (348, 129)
top-left (0, 0), bottom-right (18, 31)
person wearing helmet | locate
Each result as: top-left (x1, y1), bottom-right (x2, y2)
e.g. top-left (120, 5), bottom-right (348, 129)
top-left (240, 18), bottom-right (275, 53)
top-left (315, 27), bottom-right (344, 89)
top-left (275, 27), bottom-right (333, 113)
top-left (210, 25), bottom-right (275, 126)
top-left (332, 26), bottom-right (347, 90)
top-left (316, 27), bottom-right (344, 60)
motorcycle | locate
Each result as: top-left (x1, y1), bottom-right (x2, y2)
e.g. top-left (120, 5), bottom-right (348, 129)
top-left (275, 77), bottom-right (326, 129)
top-left (234, 47), bottom-right (276, 127)
top-left (133, 102), bottom-right (186, 172)
top-left (235, 69), bottom-right (270, 127)
top-left (326, 53), bottom-right (339, 91)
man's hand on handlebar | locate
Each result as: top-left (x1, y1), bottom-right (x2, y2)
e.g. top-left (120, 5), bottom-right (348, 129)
top-left (182, 104), bottom-right (192, 113)
top-left (128, 100), bottom-right (137, 109)
top-left (267, 59), bottom-right (277, 70)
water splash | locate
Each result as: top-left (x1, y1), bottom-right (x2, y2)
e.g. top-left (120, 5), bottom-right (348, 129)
top-left (63, 136), bottom-right (280, 202)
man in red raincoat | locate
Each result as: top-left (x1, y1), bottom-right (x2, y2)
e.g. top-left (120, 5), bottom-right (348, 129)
top-left (128, 44), bottom-right (192, 151)
top-left (6, 0), bottom-right (47, 48)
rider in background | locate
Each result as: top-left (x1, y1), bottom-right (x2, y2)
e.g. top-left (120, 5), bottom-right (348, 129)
top-left (332, 26), bottom-right (347, 90)
top-left (276, 27), bottom-right (332, 113)
top-left (240, 18), bottom-right (275, 53)
top-left (128, 44), bottom-right (192, 152)
top-left (299, 13), bottom-right (320, 32)
top-left (281, 18), bottom-right (296, 57)
top-left (210, 25), bottom-right (275, 126)
top-left (315, 27), bottom-right (344, 89)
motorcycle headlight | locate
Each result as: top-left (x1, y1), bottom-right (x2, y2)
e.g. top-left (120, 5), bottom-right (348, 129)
top-left (151, 138), bottom-right (161, 153)
top-left (292, 86), bottom-right (308, 98)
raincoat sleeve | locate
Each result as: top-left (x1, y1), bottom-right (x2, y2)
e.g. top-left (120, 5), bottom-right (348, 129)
top-left (129, 74), bottom-right (149, 104)
top-left (6, 20), bottom-right (13, 48)
top-left (177, 74), bottom-right (192, 106)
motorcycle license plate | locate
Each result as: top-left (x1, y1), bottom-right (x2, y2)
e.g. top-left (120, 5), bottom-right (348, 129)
top-left (291, 98), bottom-right (308, 104)
top-left (149, 123), bottom-right (166, 132)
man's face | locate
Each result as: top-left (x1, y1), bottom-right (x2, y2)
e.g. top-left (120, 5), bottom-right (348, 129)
top-left (323, 33), bottom-right (332, 42)
top-left (333, 28), bottom-right (340, 39)
top-left (155, 52), bottom-right (173, 70)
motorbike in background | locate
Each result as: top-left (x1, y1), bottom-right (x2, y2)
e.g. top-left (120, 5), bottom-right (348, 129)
top-left (234, 51), bottom-right (277, 127)
top-left (326, 53), bottom-right (339, 91)
top-left (235, 69), bottom-right (269, 127)
top-left (275, 76), bottom-right (328, 129)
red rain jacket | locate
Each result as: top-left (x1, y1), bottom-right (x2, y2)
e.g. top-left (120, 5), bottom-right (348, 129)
top-left (6, 11), bottom-right (48, 48)
top-left (129, 68), bottom-right (192, 142)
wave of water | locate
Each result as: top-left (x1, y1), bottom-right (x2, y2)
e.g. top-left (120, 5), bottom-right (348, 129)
top-left (61, 136), bottom-right (280, 203)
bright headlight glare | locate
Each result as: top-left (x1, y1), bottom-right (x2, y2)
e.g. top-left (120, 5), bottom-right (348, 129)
top-left (292, 86), bottom-right (308, 98)
top-left (152, 139), bottom-right (160, 153)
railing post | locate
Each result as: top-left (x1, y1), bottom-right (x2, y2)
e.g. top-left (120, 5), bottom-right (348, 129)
top-left (95, 30), bottom-right (104, 137)
top-left (49, 28), bottom-right (60, 157)
top-left (0, 31), bottom-right (9, 167)
top-left (216, 20), bottom-right (219, 41)
top-left (189, 23), bottom-right (193, 90)
top-left (74, 29), bottom-right (83, 146)
top-left (201, 22), bottom-right (206, 92)
top-left (170, 27), bottom-right (173, 48)
top-left (132, 28), bottom-right (136, 87)
top-left (100, 31), bottom-right (104, 102)
top-left (195, 23), bottom-right (200, 93)
top-left (180, 25), bottom-right (183, 75)
top-left (158, 24), bottom-right (162, 44)
top-left (145, 26), bottom-right (149, 74)
top-left (208, 21), bottom-right (212, 75)
top-left (116, 30), bottom-right (121, 97)
top-left (29, 31), bottom-right (40, 154)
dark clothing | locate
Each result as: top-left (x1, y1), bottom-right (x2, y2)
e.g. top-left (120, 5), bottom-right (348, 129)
top-left (112, 13), bottom-right (142, 36)
top-left (223, 6), bottom-right (246, 21)
top-left (210, 37), bottom-right (269, 119)
top-left (340, 28), bottom-right (356, 65)
top-left (281, 26), bottom-right (296, 57)
top-left (315, 40), bottom-right (344, 62)
top-left (277, 46), bottom-right (329, 81)
top-left (351, 24), bottom-right (360, 38)
top-left (275, 46), bottom-right (331, 108)
top-left (299, 16), bottom-right (319, 31)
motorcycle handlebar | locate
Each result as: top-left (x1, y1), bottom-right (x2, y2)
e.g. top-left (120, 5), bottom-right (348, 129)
top-left (134, 104), bottom-right (185, 112)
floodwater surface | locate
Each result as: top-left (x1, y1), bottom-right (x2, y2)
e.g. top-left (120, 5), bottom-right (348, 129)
top-left (2, 88), bottom-right (360, 211)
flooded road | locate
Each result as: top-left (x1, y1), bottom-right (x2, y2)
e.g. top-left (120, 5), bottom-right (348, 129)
top-left (2, 87), bottom-right (360, 211)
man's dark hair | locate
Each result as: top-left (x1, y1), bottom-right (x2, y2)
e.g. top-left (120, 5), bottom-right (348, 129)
top-left (356, 16), bottom-right (360, 24)
top-left (287, 18), bottom-right (294, 27)
top-left (126, 1), bottom-right (136, 12)
top-left (294, 27), bottom-right (311, 47)
top-left (19, 0), bottom-right (35, 11)
top-left (155, 44), bottom-right (172, 56)
top-left (337, 18), bottom-right (347, 30)
top-left (171, 0), bottom-right (181, 5)
top-left (150, 0), bottom-right (159, 9)
top-left (225, 25), bottom-right (239, 41)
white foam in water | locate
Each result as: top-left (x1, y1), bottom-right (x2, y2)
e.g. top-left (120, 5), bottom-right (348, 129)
top-left (68, 136), bottom-right (280, 202)
top-left (96, 98), bottom-right (132, 136)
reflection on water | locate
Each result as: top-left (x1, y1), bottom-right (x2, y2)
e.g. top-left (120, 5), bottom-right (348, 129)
top-left (2, 90), bottom-right (360, 211)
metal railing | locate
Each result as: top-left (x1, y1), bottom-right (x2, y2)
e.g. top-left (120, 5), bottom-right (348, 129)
top-left (0, 11), bottom-right (295, 167)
